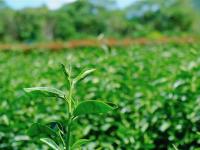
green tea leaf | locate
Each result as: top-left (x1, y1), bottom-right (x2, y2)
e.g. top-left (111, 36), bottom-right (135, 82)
top-left (73, 100), bottom-right (115, 117)
top-left (28, 123), bottom-right (59, 138)
top-left (61, 64), bottom-right (71, 89)
top-left (24, 87), bottom-right (65, 99)
top-left (61, 64), bottom-right (69, 79)
top-left (71, 139), bottom-right (90, 149)
top-left (172, 144), bottom-right (178, 150)
top-left (40, 138), bottom-right (61, 150)
top-left (74, 69), bottom-right (95, 84)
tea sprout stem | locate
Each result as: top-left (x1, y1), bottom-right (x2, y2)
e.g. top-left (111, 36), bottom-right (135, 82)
top-left (66, 118), bottom-right (72, 150)
top-left (66, 78), bottom-right (74, 150)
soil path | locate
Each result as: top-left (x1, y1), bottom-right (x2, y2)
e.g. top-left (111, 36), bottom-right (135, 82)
top-left (0, 36), bottom-right (198, 51)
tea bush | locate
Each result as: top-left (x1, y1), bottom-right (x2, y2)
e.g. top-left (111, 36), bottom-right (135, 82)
top-left (24, 65), bottom-right (116, 150)
top-left (0, 44), bottom-right (200, 149)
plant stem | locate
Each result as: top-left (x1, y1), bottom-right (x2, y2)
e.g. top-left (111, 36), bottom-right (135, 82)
top-left (68, 87), bottom-right (72, 113)
top-left (68, 80), bottom-right (73, 113)
top-left (66, 117), bottom-right (71, 150)
top-left (66, 79), bottom-right (74, 150)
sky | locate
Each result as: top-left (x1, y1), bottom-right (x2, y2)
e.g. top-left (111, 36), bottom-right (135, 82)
top-left (4, 0), bottom-right (135, 10)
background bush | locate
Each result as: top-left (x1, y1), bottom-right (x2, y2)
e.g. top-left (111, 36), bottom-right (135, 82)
top-left (0, 0), bottom-right (199, 42)
top-left (0, 44), bottom-right (200, 149)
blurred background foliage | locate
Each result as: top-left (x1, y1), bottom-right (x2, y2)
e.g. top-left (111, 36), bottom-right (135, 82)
top-left (0, 0), bottom-right (199, 42)
top-left (1, 0), bottom-right (200, 150)
top-left (1, 44), bottom-right (200, 149)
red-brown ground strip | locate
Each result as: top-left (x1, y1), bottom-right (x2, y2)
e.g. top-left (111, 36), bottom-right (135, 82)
top-left (0, 36), bottom-right (198, 51)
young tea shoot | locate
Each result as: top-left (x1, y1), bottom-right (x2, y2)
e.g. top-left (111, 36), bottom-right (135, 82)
top-left (24, 64), bottom-right (116, 150)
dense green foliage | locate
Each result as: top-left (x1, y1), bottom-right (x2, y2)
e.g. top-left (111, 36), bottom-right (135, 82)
top-left (0, 44), bottom-right (200, 149)
top-left (24, 65), bottom-right (115, 150)
top-left (0, 0), bottom-right (198, 42)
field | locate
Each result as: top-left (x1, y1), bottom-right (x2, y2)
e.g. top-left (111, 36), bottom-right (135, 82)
top-left (1, 44), bottom-right (200, 149)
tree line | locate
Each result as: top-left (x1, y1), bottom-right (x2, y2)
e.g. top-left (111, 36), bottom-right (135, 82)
top-left (0, 0), bottom-right (198, 42)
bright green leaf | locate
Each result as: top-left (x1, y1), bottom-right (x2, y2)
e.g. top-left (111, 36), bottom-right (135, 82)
top-left (61, 64), bottom-right (71, 89)
top-left (74, 69), bottom-right (95, 84)
top-left (40, 138), bottom-right (61, 150)
top-left (73, 100), bottom-right (115, 117)
top-left (24, 87), bottom-right (65, 99)
top-left (61, 64), bottom-right (69, 79)
top-left (71, 139), bottom-right (90, 149)
top-left (172, 144), bottom-right (178, 150)
top-left (159, 121), bottom-right (170, 132)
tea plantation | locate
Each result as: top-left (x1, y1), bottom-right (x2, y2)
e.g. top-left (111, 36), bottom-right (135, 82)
top-left (0, 44), bottom-right (200, 149)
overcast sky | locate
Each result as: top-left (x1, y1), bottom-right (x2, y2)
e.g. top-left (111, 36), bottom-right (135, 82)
top-left (4, 0), bottom-right (134, 10)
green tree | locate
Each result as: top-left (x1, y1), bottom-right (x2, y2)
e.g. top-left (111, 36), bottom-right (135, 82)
top-left (15, 8), bottom-right (47, 42)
